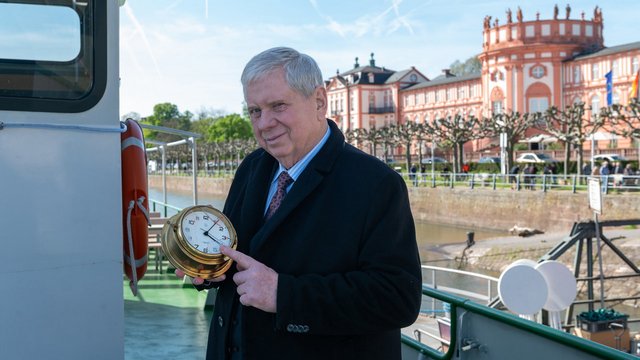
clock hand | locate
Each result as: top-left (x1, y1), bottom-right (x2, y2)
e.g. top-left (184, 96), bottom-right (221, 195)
top-left (206, 218), bottom-right (221, 233)
top-left (200, 228), bottom-right (224, 246)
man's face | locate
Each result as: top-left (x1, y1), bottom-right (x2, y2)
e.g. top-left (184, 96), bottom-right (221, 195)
top-left (245, 69), bottom-right (327, 168)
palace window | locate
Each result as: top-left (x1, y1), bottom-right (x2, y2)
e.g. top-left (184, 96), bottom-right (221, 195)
top-left (633, 57), bottom-right (639, 73)
top-left (611, 59), bottom-right (619, 77)
top-left (592, 64), bottom-right (600, 81)
top-left (574, 66), bottom-right (581, 84)
top-left (591, 95), bottom-right (600, 116)
top-left (528, 97), bottom-right (549, 113)
top-left (492, 100), bottom-right (503, 115)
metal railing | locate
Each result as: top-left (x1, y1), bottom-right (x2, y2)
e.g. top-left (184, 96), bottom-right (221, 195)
top-left (149, 198), bottom-right (183, 218)
top-left (420, 265), bottom-right (499, 315)
top-left (403, 172), bottom-right (640, 193)
top-left (401, 286), bottom-right (633, 359)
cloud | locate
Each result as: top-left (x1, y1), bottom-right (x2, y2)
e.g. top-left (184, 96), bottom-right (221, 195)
top-left (122, 3), bottom-right (161, 76)
top-left (309, 0), bottom-right (418, 38)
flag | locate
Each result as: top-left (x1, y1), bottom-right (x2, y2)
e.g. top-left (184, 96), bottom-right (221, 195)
top-left (605, 70), bottom-right (613, 106)
top-left (629, 70), bottom-right (639, 104)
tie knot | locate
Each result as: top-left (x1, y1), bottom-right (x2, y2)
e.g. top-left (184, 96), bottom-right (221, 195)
top-left (276, 171), bottom-right (293, 189)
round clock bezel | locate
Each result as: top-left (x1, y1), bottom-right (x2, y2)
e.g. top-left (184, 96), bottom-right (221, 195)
top-left (160, 205), bottom-right (237, 279)
top-left (175, 205), bottom-right (237, 261)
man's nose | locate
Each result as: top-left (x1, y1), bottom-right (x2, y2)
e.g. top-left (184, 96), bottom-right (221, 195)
top-left (254, 109), bottom-right (276, 128)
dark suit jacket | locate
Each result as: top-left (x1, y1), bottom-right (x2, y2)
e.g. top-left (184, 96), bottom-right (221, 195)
top-left (206, 120), bottom-right (422, 359)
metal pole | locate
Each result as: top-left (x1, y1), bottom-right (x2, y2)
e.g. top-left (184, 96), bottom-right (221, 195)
top-left (593, 215), bottom-right (606, 309)
top-left (161, 145), bottom-right (167, 217)
top-left (591, 136), bottom-right (595, 170)
top-left (431, 141), bottom-right (435, 186)
top-left (191, 137), bottom-right (198, 205)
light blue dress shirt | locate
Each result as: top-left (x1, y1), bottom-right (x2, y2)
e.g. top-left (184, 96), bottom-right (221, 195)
top-left (264, 126), bottom-right (331, 215)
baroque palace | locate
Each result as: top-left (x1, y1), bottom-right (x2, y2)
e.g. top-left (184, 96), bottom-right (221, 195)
top-left (325, 4), bottom-right (640, 159)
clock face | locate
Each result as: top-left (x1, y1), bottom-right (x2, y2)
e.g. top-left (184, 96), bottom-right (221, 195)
top-left (180, 209), bottom-right (233, 255)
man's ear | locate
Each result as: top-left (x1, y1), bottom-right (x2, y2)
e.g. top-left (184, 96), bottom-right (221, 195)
top-left (315, 86), bottom-right (327, 111)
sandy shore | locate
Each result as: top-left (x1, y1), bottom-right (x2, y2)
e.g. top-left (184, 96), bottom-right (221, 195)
top-left (435, 227), bottom-right (640, 274)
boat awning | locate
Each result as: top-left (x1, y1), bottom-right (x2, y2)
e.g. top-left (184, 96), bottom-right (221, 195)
top-left (587, 132), bottom-right (618, 141)
top-left (520, 134), bottom-right (558, 143)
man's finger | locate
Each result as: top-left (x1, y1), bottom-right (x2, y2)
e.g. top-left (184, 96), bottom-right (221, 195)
top-left (220, 245), bottom-right (253, 267)
top-left (175, 268), bottom-right (185, 279)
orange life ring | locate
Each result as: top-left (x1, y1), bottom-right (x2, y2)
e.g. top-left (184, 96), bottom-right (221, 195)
top-left (121, 119), bottom-right (149, 296)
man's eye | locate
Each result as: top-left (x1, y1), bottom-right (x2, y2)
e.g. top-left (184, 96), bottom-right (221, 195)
top-left (249, 108), bottom-right (261, 119)
top-left (273, 103), bottom-right (287, 112)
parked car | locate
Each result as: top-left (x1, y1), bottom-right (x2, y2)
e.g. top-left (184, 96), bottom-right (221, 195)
top-left (592, 154), bottom-right (627, 163)
top-left (478, 156), bottom-right (501, 164)
top-left (515, 152), bottom-right (557, 163)
top-left (421, 157), bottom-right (448, 164)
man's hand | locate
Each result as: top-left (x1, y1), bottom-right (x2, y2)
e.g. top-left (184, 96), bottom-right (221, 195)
top-left (221, 245), bottom-right (279, 313)
top-left (174, 268), bottom-right (226, 286)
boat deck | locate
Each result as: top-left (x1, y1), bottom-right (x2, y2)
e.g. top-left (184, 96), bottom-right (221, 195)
top-left (123, 258), bottom-right (440, 359)
top-left (124, 261), bottom-right (212, 360)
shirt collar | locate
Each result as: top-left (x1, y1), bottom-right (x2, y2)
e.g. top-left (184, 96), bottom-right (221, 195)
top-left (273, 125), bottom-right (331, 183)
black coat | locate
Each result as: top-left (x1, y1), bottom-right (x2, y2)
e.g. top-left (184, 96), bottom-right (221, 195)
top-left (206, 120), bottom-right (422, 359)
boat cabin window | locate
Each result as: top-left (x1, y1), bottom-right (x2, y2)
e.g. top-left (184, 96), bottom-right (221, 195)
top-left (0, 0), bottom-right (107, 113)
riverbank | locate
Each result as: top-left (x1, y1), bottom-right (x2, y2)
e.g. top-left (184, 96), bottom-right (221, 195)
top-left (435, 228), bottom-right (640, 309)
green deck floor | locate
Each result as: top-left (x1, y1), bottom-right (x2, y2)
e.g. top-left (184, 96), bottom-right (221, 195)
top-left (124, 256), bottom-right (213, 360)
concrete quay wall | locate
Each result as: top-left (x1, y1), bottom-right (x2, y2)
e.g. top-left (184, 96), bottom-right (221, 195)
top-left (408, 186), bottom-right (640, 233)
top-left (150, 175), bottom-right (640, 233)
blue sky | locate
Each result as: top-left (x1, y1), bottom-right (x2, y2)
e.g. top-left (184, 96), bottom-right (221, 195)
top-left (119, 0), bottom-right (640, 118)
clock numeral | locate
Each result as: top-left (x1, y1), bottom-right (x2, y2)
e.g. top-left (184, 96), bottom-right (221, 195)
top-left (185, 227), bottom-right (190, 232)
top-left (189, 220), bottom-right (195, 225)
top-left (195, 216), bottom-right (200, 221)
top-left (194, 244), bottom-right (199, 249)
top-left (218, 226), bottom-right (224, 231)
top-left (222, 235), bottom-right (228, 240)
top-left (203, 215), bottom-right (209, 220)
top-left (203, 247), bottom-right (209, 253)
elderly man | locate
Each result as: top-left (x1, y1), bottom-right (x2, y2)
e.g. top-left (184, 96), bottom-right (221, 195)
top-left (180, 47), bottom-right (422, 360)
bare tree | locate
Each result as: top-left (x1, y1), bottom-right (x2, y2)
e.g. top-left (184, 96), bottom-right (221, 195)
top-left (480, 111), bottom-right (537, 173)
top-left (423, 115), bottom-right (482, 172)
top-left (394, 121), bottom-right (422, 170)
top-left (534, 103), bottom-right (605, 176)
top-left (601, 98), bottom-right (640, 162)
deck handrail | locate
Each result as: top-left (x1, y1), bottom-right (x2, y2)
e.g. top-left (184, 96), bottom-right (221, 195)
top-left (148, 198), bottom-right (183, 217)
top-left (421, 265), bottom-right (499, 310)
top-left (401, 285), bottom-right (632, 359)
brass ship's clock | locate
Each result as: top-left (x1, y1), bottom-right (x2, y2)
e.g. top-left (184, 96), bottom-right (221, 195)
top-left (161, 205), bottom-right (237, 279)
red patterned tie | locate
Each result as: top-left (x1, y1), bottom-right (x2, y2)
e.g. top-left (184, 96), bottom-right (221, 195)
top-left (265, 171), bottom-right (293, 220)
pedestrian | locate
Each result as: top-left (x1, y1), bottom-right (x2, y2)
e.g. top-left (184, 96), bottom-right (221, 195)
top-left (509, 164), bottom-right (520, 189)
top-left (600, 161), bottom-right (610, 192)
top-left (525, 164), bottom-right (537, 190)
top-left (582, 162), bottom-right (591, 184)
top-left (409, 163), bottom-right (418, 186)
top-left (177, 47), bottom-right (421, 360)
